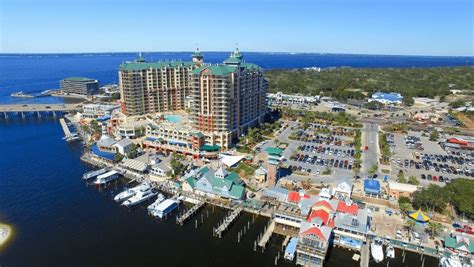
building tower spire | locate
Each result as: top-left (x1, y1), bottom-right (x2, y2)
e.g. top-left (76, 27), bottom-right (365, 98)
top-left (192, 46), bottom-right (204, 67)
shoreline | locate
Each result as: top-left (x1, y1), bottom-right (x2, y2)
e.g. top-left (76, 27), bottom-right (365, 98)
top-left (0, 223), bottom-right (13, 249)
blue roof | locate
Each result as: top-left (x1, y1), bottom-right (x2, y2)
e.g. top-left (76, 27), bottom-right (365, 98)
top-left (285, 237), bottom-right (298, 255)
top-left (90, 144), bottom-right (115, 161)
top-left (96, 115), bottom-right (111, 122)
top-left (372, 92), bottom-right (403, 102)
top-left (364, 179), bottom-right (381, 194)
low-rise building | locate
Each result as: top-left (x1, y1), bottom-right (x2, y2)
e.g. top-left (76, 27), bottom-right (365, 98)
top-left (387, 181), bottom-right (418, 199)
top-left (113, 138), bottom-right (133, 155)
top-left (296, 220), bottom-right (332, 267)
top-left (333, 179), bottom-right (353, 201)
top-left (369, 92), bottom-right (403, 105)
top-left (60, 77), bottom-right (99, 95)
top-left (444, 234), bottom-right (474, 257)
top-left (413, 97), bottom-right (440, 107)
top-left (333, 205), bottom-right (369, 250)
top-left (183, 166), bottom-right (245, 200)
top-left (268, 92), bottom-right (320, 105)
top-left (81, 103), bottom-right (120, 119)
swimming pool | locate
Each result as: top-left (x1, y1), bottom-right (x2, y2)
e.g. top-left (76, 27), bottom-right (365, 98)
top-left (164, 114), bottom-right (182, 123)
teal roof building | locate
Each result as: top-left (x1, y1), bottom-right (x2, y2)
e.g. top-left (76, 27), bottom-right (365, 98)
top-left (185, 166), bottom-right (245, 200)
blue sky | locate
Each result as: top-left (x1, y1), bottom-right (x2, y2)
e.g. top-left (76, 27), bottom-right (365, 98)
top-left (1, 0), bottom-right (472, 56)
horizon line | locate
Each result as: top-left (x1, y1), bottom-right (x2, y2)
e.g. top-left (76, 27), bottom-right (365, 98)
top-left (0, 51), bottom-right (473, 58)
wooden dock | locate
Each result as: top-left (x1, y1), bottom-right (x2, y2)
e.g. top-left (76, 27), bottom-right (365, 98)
top-left (59, 118), bottom-right (72, 139)
top-left (213, 206), bottom-right (243, 238)
top-left (176, 201), bottom-right (205, 225)
top-left (258, 220), bottom-right (275, 247)
top-left (360, 242), bottom-right (369, 267)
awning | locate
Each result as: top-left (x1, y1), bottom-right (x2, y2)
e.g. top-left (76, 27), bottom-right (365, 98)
top-left (200, 144), bottom-right (220, 152)
top-left (409, 209), bottom-right (430, 223)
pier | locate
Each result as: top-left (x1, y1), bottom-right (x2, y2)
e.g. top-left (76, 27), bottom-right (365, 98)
top-left (258, 220), bottom-right (275, 248)
top-left (59, 118), bottom-right (77, 141)
top-left (176, 201), bottom-right (205, 225)
top-left (360, 242), bottom-right (369, 267)
top-left (213, 206), bottom-right (243, 238)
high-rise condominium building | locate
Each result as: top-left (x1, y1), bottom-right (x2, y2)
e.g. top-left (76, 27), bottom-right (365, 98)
top-left (190, 49), bottom-right (267, 147)
top-left (119, 52), bottom-right (203, 116)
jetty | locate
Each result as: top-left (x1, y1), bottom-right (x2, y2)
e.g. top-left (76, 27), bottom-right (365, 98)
top-left (59, 118), bottom-right (79, 141)
top-left (360, 242), bottom-right (369, 267)
top-left (213, 206), bottom-right (243, 238)
top-left (176, 201), bottom-right (205, 225)
top-left (258, 220), bottom-right (275, 247)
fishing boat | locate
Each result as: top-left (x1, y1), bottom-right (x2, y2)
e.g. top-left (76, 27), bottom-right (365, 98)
top-left (114, 182), bottom-right (152, 202)
top-left (371, 238), bottom-right (384, 263)
top-left (147, 193), bottom-right (165, 213)
top-left (386, 245), bottom-right (395, 259)
top-left (150, 199), bottom-right (178, 218)
top-left (122, 188), bottom-right (157, 207)
top-left (82, 168), bottom-right (108, 180)
top-left (94, 170), bottom-right (120, 185)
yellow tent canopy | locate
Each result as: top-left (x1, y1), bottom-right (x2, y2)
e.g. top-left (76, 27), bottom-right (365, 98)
top-left (409, 209), bottom-right (430, 223)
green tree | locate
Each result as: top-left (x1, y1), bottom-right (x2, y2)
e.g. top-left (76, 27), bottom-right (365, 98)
top-left (429, 131), bottom-right (440, 141)
top-left (412, 184), bottom-right (448, 213)
top-left (426, 222), bottom-right (443, 239)
top-left (406, 219), bottom-right (416, 235)
top-left (126, 143), bottom-right (138, 159)
top-left (114, 153), bottom-right (124, 163)
top-left (408, 175), bottom-right (420, 186)
top-left (397, 171), bottom-right (407, 183)
top-left (368, 164), bottom-right (378, 176)
top-left (444, 179), bottom-right (474, 219)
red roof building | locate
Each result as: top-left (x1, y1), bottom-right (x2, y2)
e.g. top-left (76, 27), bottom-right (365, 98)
top-left (307, 209), bottom-right (331, 225)
top-left (287, 191), bottom-right (310, 203)
top-left (337, 201), bottom-right (359, 215)
top-left (302, 227), bottom-right (327, 241)
top-left (447, 138), bottom-right (469, 146)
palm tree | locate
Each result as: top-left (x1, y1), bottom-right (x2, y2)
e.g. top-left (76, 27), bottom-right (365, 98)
top-left (426, 222), bottom-right (442, 239)
top-left (406, 219), bottom-right (416, 235)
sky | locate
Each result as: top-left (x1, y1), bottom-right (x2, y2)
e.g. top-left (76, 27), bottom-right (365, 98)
top-left (0, 0), bottom-right (473, 56)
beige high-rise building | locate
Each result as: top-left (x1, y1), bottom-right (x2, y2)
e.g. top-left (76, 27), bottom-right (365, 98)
top-left (190, 49), bottom-right (267, 147)
top-left (119, 52), bottom-right (202, 116)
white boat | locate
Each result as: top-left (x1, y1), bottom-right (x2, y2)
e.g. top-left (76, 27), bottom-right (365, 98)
top-left (147, 193), bottom-right (165, 213)
top-left (114, 182), bottom-right (151, 202)
top-left (150, 199), bottom-right (178, 218)
top-left (371, 238), bottom-right (384, 263)
top-left (440, 255), bottom-right (462, 267)
top-left (386, 245), bottom-right (395, 259)
top-left (82, 168), bottom-right (108, 180)
top-left (94, 170), bottom-right (119, 185)
top-left (122, 189), bottom-right (157, 207)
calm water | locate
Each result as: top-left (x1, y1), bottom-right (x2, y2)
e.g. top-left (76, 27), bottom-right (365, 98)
top-left (0, 53), bottom-right (457, 265)
top-left (1, 52), bottom-right (473, 104)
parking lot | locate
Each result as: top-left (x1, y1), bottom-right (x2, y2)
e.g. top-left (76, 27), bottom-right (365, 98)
top-left (390, 132), bottom-right (474, 185)
top-left (279, 123), bottom-right (358, 183)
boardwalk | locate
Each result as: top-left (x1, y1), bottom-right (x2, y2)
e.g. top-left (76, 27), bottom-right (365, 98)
top-left (360, 242), bottom-right (369, 267)
top-left (258, 220), bottom-right (275, 247)
top-left (213, 206), bottom-right (243, 238)
top-left (176, 201), bottom-right (205, 225)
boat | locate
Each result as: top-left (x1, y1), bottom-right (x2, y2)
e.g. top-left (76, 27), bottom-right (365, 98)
top-left (147, 193), bottom-right (166, 213)
top-left (82, 168), bottom-right (108, 180)
top-left (94, 170), bottom-right (120, 185)
top-left (284, 237), bottom-right (298, 261)
top-left (114, 182), bottom-right (152, 202)
top-left (122, 188), bottom-right (157, 207)
top-left (386, 245), bottom-right (395, 259)
top-left (371, 238), bottom-right (384, 263)
top-left (150, 199), bottom-right (178, 218)
top-left (11, 91), bottom-right (34, 98)
top-left (440, 255), bottom-right (462, 267)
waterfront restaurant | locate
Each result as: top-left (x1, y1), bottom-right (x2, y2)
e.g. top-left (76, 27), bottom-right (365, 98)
top-left (296, 219), bottom-right (332, 267)
top-left (332, 206), bottom-right (369, 250)
top-left (183, 166), bottom-right (245, 200)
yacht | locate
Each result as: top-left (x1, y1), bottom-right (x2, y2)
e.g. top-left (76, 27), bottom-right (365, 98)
top-left (386, 245), bottom-right (395, 259)
top-left (440, 255), bottom-right (462, 267)
top-left (82, 168), bottom-right (108, 181)
top-left (371, 238), bottom-right (384, 263)
top-left (147, 193), bottom-right (165, 213)
top-left (114, 182), bottom-right (151, 202)
top-left (122, 188), bottom-right (157, 207)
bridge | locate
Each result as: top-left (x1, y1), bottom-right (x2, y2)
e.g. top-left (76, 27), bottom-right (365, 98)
top-left (0, 103), bottom-right (82, 113)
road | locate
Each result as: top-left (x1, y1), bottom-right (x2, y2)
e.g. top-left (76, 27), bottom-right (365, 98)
top-left (362, 122), bottom-right (379, 177)
top-left (0, 103), bottom-right (82, 112)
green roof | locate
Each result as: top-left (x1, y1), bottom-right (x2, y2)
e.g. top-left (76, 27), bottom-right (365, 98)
top-left (265, 147), bottom-right (284, 156)
top-left (192, 65), bottom-right (237, 76)
top-left (185, 177), bottom-right (196, 189)
top-left (223, 56), bottom-right (242, 65)
top-left (192, 132), bottom-right (204, 138)
top-left (63, 77), bottom-right (96, 82)
top-left (200, 144), bottom-right (221, 152)
top-left (120, 61), bottom-right (195, 71)
top-left (226, 172), bottom-right (243, 185)
top-left (229, 184), bottom-right (245, 199)
top-left (444, 236), bottom-right (474, 253)
top-left (199, 166), bottom-right (210, 175)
